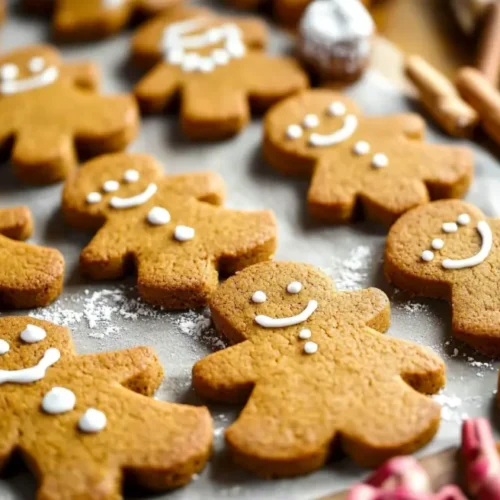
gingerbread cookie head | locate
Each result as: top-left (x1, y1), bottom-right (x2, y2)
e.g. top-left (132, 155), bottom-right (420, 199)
top-left (386, 200), bottom-right (500, 356)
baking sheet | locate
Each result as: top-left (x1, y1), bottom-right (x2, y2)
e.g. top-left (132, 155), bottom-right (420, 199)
top-left (1, 3), bottom-right (500, 499)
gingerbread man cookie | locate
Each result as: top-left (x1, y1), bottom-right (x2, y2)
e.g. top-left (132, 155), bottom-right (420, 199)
top-left (0, 45), bottom-right (139, 185)
top-left (0, 316), bottom-right (212, 497)
top-left (0, 207), bottom-right (64, 309)
top-left (132, 6), bottom-right (308, 140)
top-left (385, 199), bottom-right (500, 357)
top-left (193, 261), bottom-right (446, 477)
top-left (264, 90), bottom-right (474, 226)
top-left (23, 0), bottom-right (182, 41)
top-left (62, 152), bottom-right (277, 309)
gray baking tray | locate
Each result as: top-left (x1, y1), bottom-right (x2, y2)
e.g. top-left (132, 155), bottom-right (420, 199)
top-left (1, 3), bottom-right (500, 499)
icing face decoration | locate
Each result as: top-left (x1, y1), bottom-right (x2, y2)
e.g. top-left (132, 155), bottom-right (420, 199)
top-left (0, 56), bottom-right (59, 95)
top-left (0, 339), bottom-right (9, 355)
top-left (0, 348), bottom-right (60, 385)
top-left (161, 17), bottom-right (246, 73)
top-left (20, 324), bottom-right (47, 343)
top-left (421, 213), bottom-right (493, 269)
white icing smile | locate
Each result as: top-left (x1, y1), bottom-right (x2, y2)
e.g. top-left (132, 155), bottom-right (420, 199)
top-left (0, 66), bottom-right (59, 95)
top-left (309, 114), bottom-right (358, 147)
top-left (0, 348), bottom-right (60, 385)
top-left (255, 300), bottom-right (318, 328)
top-left (110, 183), bottom-right (158, 209)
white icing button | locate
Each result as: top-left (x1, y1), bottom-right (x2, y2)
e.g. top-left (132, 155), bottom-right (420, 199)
top-left (353, 141), bottom-right (370, 156)
top-left (0, 339), bottom-right (9, 355)
top-left (298, 329), bottom-right (311, 340)
top-left (421, 250), bottom-right (434, 262)
top-left (431, 238), bottom-right (445, 250)
top-left (28, 57), bottom-right (45, 73)
top-left (174, 225), bottom-right (195, 242)
top-left (102, 180), bottom-right (119, 193)
top-left (286, 124), bottom-right (303, 140)
top-left (303, 341), bottom-right (318, 354)
top-left (212, 49), bottom-right (230, 65)
top-left (442, 222), bottom-right (458, 233)
top-left (0, 63), bottom-right (18, 81)
top-left (371, 153), bottom-right (389, 168)
top-left (20, 324), bottom-right (46, 343)
top-left (147, 207), bottom-right (171, 226)
top-left (287, 281), bottom-right (303, 294)
top-left (252, 291), bottom-right (267, 304)
top-left (42, 387), bottom-right (76, 415)
top-left (457, 213), bottom-right (471, 226)
top-left (302, 114), bottom-right (319, 129)
top-left (327, 101), bottom-right (346, 117)
top-left (86, 192), bottom-right (102, 204)
top-left (123, 169), bottom-right (140, 183)
top-left (79, 408), bottom-right (107, 433)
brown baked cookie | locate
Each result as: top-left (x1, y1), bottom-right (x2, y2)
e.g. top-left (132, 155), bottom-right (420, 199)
top-left (385, 199), bottom-right (500, 357)
top-left (0, 316), bottom-right (213, 497)
top-left (132, 6), bottom-right (309, 140)
top-left (0, 207), bottom-right (64, 309)
top-left (193, 261), bottom-right (445, 477)
top-left (23, 0), bottom-right (182, 41)
top-left (263, 89), bottom-right (474, 227)
top-left (0, 45), bottom-right (139, 185)
top-left (62, 152), bottom-right (277, 309)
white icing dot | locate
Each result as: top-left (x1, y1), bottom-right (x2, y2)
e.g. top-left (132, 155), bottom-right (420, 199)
top-left (353, 141), bottom-right (370, 156)
top-left (252, 291), bottom-right (267, 303)
top-left (182, 53), bottom-right (201, 72)
top-left (0, 63), bottom-right (18, 81)
top-left (174, 225), bottom-right (195, 242)
top-left (147, 207), bottom-right (171, 226)
top-left (199, 57), bottom-right (216, 73)
top-left (442, 222), bottom-right (458, 233)
top-left (0, 339), bottom-right (9, 355)
top-left (86, 192), bottom-right (102, 204)
top-left (302, 114), bottom-right (319, 129)
top-left (327, 101), bottom-right (346, 117)
top-left (421, 250), bottom-right (434, 262)
top-left (431, 238), bottom-right (445, 250)
top-left (79, 408), bottom-right (107, 433)
top-left (457, 213), bottom-right (471, 226)
top-left (226, 39), bottom-right (246, 58)
top-left (212, 49), bottom-right (230, 65)
top-left (298, 329), bottom-right (311, 340)
top-left (287, 281), bottom-right (302, 294)
top-left (371, 153), bottom-right (389, 168)
top-left (286, 124), bottom-right (303, 140)
top-left (304, 341), bottom-right (318, 354)
top-left (20, 324), bottom-right (46, 343)
top-left (123, 169), bottom-right (140, 183)
top-left (42, 387), bottom-right (76, 415)
top-left (166, 47), bottom-right (184, 65)
top-left (28, 57), bottom-right (45, 73)
top-left (102, 180), bottom-right (119, 193)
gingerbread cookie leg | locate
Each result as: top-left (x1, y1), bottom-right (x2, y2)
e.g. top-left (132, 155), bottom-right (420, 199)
top-left (0, 207), bottom-right (33, 241)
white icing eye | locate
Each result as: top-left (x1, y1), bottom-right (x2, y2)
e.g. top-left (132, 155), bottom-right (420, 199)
top-left (86, 192), bottom-right (102, 204)
top-left (174, 225), bottom-right (195, 242)
top-left (286, 124), bottom-right (303, 140)
top-left (287, 281), bottom-right (302, 294)
top-left (421, 250), bottom-right (434, 262)
top-left (123, 169), bottom-right (140, 183)
top-left (20, 324), bottom-right (46, 343)
top-left (457, 213), bottom-right (471, 226)
top-left (147, 207), bottom-right (171, 226)
top-left (212, 48), bottom-right (230, 65)
top-left (442, 222), bottom-right (458, 233)
top-left (371, 153), bottom-right (389, 168)
top-left (0, 339), bottom-right (9, 355)
top-left (302, 114), bottom-right (319, 129)
top-left (79, 408), bottom-right (107, 433)
top-left (303, 341), bottom-right (318, 354)
top-left (431, 238), bottom-right (445, 250)
top-left (0, 63), bottom-right (18, 81)
top-left (102, 180), bottom-right (119, 193)
top-left (298, 329), bottom-right (311, 339)
top-left (28, 57), bottom-right (45, 73)
top-left (252, 291), bottom-right (267, 303)
top-left (327, 101), bottom-right (346, 117)
top-left (353, 141), bottom-right (370, 156)
top-left (42, 387), bottom-right (76, 415)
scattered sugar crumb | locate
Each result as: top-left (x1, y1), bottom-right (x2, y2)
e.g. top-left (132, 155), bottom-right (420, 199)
top-left (434, 393), bottom-right (466, 424)
top-left (399, 301), bottom-right (430, 315)
top-left (325, 245), bottom-right (373, 290)
top-left (173, 309), bottom-right (227, 351)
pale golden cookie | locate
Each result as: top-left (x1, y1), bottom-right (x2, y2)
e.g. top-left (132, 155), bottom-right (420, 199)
top-left (385, 199), bottom-right (500, 357)
top-left (193, 261), bottom-right (445, 477)
top-left (0, 316), bottom-right (213, 498)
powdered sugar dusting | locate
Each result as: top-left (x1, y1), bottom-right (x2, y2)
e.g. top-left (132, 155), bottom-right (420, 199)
top-left (434, 393), bottom-right (466, 424)
top-left (173, 309), bottom-right (227, 351)
top-left (325, 245), bottom-right (373, 290)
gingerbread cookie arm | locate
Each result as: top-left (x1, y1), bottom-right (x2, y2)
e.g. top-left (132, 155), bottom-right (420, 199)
top-left (164, 171), bottom-right (226, 205)
top-left (136, 0), bottom-right (184, 17)
top-left (363, 114), bottom-right (426, 140)
top-left (59, 60), bottom-right (100, 91)
top-left (0, 207), bottom-right (33, 241)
